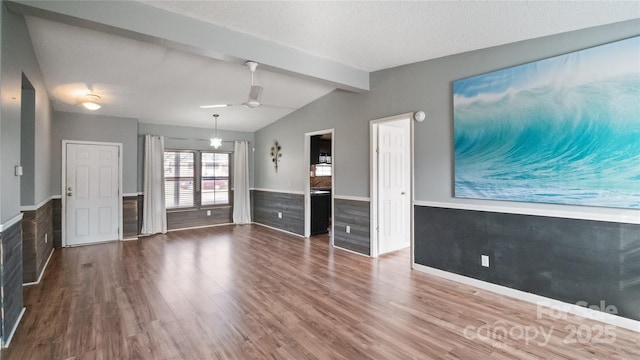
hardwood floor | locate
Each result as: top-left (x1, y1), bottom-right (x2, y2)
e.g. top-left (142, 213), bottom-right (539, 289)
top-left (3, 224), bottom-right (638, 359)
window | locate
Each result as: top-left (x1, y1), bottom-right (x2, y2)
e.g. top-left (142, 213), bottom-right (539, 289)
top-left (164, 151), bottom-right (195, 208)
top-left (164, 150), bottom-right (231, 209)
top-left (201, 152), bottom-right (230, 205)
top-left (315, 164), bottom-right (332, 176)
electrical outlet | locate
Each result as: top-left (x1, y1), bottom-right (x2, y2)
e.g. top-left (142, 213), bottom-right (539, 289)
top-left (346, 225), bottom-right (351, 234)
top-left (206, 210), bottom-right (211, 216)
top-left (481, 255), bottom-right (490, 267)
top-left (278, 212), bottom-right (282, 219)
top-left (44, 233), bottom-right (48, 244)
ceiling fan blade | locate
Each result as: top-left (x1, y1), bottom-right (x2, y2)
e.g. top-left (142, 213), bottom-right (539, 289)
top-left (199, 104), bottom-right (230, 109)
top-left (200, 62), bottom-right (264, 110)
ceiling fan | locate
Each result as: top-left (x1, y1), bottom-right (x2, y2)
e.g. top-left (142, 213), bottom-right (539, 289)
top-left (200, 61), bottom-right (290, 110)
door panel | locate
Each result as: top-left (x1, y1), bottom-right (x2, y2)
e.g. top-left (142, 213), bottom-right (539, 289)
top-left (66, 143), bottom-right (120, 246)
top-left (378, 123), bottom-right (410, 254)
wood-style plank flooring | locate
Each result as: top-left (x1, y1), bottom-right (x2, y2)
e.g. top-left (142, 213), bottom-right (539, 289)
top-left (3, 224), bottom-right (638, 359)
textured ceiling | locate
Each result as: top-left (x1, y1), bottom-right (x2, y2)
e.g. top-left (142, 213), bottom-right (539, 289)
top-left (22, 1), bottom-right (640, 131)
top-left (143, 1), bottom-right (640, 71)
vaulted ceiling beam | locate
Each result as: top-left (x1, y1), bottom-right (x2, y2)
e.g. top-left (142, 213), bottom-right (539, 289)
top-left (6, 0), bottom-right (370, 92)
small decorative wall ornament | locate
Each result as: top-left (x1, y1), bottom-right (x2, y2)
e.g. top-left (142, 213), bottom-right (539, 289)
top-left (270, 140), bottom-right (282, 172)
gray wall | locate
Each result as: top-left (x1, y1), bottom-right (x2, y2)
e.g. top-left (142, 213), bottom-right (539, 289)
top-left (138, 122), bottom-right (255, 193)
top-left (254, 19), bottom-right (640, 221)
top-left (0, 0), bottom-right (3, 220)
top-left (51, 111), bottom-right (138, 195)
top-left (1, 5), bottom-right (53, 221)
top-left (20, 79), bottom-right (35, 206)
top-left (255, 90), bottom-right (365, 194)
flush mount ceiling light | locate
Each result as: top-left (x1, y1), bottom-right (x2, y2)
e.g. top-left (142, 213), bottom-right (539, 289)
top-left (81, 94), bottom-right (102, 110)
top-left (210, 114), bottom-right (222, 149)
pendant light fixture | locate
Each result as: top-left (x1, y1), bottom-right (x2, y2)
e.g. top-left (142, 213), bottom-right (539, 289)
top-left (210, 114), bottom-right (222, 148)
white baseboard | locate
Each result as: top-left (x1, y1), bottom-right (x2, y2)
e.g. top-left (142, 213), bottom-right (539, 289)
top-left (333, 244), bottom-right (371, 257)
top-left (3, 307), bottom-right (26, 348)
top-left (23, 248), bottom-right (54, 286)
top-left (252, 222), bottom-right (305, 238)
top-left (413, 263), bottom-right (640, 333)
top-left (334, 195), bottom-right (370, 202)
top-left (167, 223), bottom-right (234, 233)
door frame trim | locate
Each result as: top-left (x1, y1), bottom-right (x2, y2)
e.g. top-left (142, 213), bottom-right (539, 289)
top-left (370, 113), bottom-right (414, 259)
top-left (61, 140), bottom-right (123, 247)
top-left (304, 129), bottom-right (335, 245)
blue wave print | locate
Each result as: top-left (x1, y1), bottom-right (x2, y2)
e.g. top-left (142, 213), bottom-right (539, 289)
top-left (454, 75), bottom-right (640, 209)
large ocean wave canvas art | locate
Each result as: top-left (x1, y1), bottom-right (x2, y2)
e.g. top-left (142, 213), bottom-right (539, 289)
top-left (454, 36), bottom-right (640, 209)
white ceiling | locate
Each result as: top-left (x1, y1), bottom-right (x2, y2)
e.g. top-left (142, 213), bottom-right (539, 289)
top-left (21, 1), bottom-right (640, 132)
top-left (143, 1), bottom-right (640, 72)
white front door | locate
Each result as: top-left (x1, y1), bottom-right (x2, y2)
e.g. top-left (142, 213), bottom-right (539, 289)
top-left (65, 143), bottom-right (120, 246)
top-left (378, 122), bottom-right (410, 254)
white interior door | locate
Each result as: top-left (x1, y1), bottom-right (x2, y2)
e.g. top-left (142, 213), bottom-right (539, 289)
top-left (378, 122), bottom-right (410, 254)
top-left (65, 143), bottom-right (120, 246)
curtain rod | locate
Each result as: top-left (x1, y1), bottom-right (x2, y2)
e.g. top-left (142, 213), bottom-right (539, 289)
top-left (139, 134), bottom-right (250, 143)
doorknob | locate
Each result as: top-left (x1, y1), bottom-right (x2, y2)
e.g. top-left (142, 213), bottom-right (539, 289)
top-left (401, 192), bottom-right (406, 195)
top-left (67, 192), bottom-right (73, 197)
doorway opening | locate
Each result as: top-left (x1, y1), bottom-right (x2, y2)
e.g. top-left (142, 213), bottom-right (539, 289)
top-left (304, 129), bottom-right (334, 244)
top-left (370, 113), bottom-right (413, 259)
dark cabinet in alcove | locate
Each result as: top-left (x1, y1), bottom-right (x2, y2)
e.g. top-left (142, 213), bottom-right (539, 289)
top-left (310, 135), bottom-right (331, 165)
top-left (310, 135), bottom-right (321, 165)
top-left (311, 192), bottom-right (331, 235)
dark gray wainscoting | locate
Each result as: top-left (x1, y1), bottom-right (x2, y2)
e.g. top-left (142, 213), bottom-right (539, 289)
top-left (137, 194), bottom-right (144, 235)
top-left (138, 194), bottom-right (233, 232)
top-left (252, 190), bottom-right (304, 235)
top-left (414, 205), bottom-right (640, 321)
top-left (22, 200), bottom-right (54, 283)
top-left (334, 198), bottom-right (370, 255)
top-left (123, 195), bottom-right (139, 238)
top-left (52, 198), bottom-right (62, 248)
top-left (1, 220), bottom-right (25, 343)
top-left (167, 206), bottom-right (232, 230)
